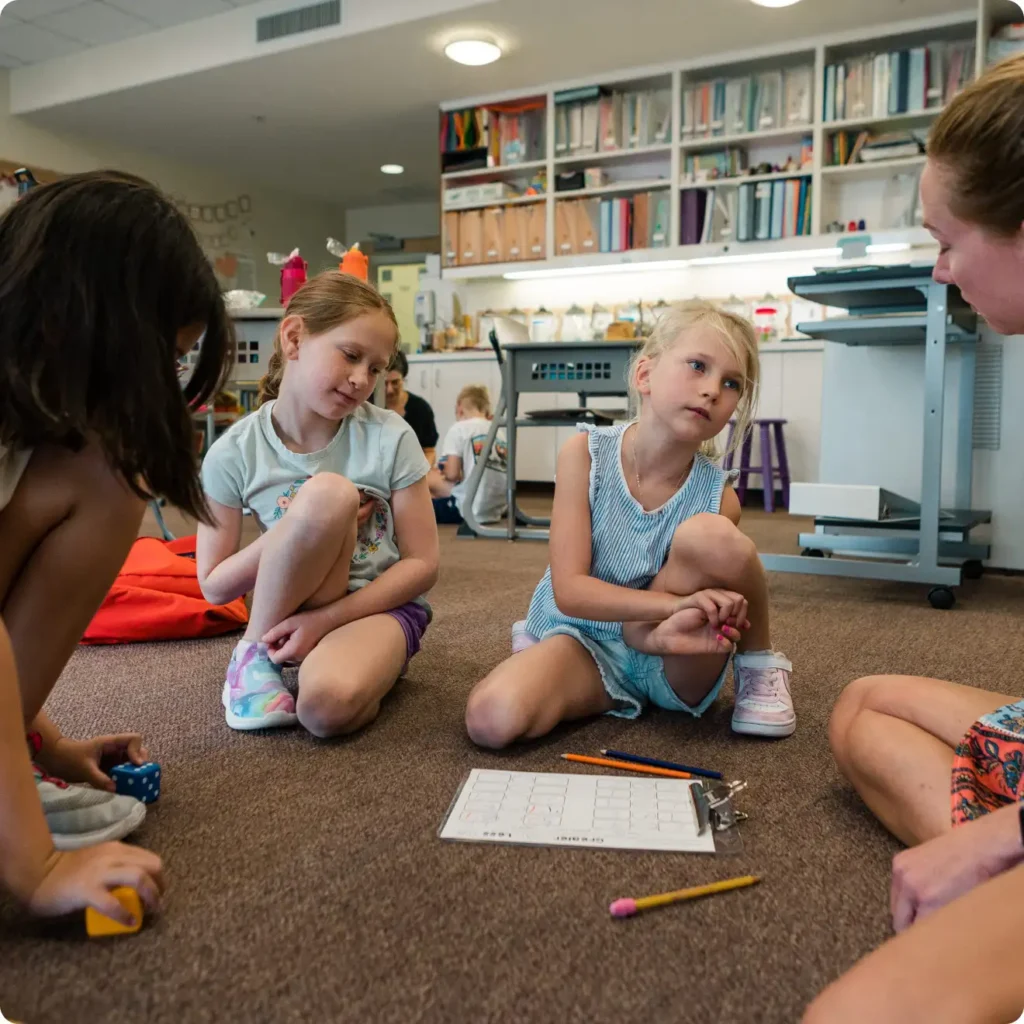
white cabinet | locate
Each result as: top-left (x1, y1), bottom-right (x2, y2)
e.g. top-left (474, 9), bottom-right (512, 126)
top-left (406, 352), bottom-right (501, 451)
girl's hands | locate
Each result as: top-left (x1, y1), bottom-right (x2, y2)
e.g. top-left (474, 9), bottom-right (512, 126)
top-left (39, 734), bottom-right (149, 792)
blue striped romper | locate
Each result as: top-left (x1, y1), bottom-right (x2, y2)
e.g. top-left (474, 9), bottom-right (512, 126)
top-left (524, 423), bottom-right (731, 719)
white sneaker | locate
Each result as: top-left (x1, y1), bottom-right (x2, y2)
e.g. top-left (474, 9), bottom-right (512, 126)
top-left (731, 651), bottom-right (796, 738)
top-left (34, 765), bottom-right (147, 851)
top-left (511, 620), bottom-right (539, 654)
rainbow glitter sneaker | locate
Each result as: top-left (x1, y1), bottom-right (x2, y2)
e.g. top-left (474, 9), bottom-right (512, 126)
top-left (222, 641), bottom-right (298, 731)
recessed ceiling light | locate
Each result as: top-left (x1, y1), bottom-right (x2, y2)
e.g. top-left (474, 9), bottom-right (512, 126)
top-left (0, 0), bottom-right (15, 13)
top-left (444, 39), bottom-right (502, 66)
top-left (381, 164), bottom-right (404, 175)
top-left (749, 0), bottom-right (803, 6)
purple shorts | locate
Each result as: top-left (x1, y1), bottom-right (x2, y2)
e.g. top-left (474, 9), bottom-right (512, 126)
top-left (387, 601), bottom-right (430, 663)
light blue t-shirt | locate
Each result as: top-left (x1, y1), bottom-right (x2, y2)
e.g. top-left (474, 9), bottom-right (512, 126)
top-left (201, 400), bottom-right (430, 597)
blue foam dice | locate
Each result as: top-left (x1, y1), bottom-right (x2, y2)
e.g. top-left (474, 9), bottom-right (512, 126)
top-left (110, 761), bottom-right (161, 804)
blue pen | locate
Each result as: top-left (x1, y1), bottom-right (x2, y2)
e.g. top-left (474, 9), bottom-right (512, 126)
top-left (600, 749), bottom-right (723, 781)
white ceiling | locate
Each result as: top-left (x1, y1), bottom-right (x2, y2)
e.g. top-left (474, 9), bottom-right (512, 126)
top-left (0, 0), bottom-right (266, 66)
top-left (8, 0), bottom-right (978, 209)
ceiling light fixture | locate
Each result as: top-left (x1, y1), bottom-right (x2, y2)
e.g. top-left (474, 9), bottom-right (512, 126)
top-left (0, 0), bottom-right (15, 14)
top-left (748, 0), bottom-right (804, 7)
top-left (380, 164), bottom-right (404, 175)
top-left (445, 39), bottom-right (502, 66)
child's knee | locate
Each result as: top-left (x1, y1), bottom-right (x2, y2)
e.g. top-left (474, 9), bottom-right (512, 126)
top-left (289, 473), bottom-right (359, 531)
top-left (465, 682), bottom-right (524, 749)
top-left (671, 513), bottom-right (757, 579)
top-left (296, 676), bottom-right (374, 738)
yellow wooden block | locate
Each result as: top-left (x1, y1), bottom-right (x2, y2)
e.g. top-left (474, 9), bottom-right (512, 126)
top-left (85, 887), bottom-right (143, 938)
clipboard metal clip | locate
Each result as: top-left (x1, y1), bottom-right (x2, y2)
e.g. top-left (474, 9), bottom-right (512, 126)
top-left (692, 779), bottom-right (748, 835)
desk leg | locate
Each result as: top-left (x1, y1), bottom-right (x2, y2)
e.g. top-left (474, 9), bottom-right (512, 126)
top-left (919, 282), bottom-right (948, 572)
top-left (505, 352), bottom-right (517, 540)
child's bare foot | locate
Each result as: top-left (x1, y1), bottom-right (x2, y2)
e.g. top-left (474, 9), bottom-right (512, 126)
top-left (624, 608), bottom-right (740, 657)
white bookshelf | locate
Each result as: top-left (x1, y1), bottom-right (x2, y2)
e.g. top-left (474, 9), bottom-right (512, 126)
top-left (441, 159), bottom-right (548, 182)
top-left (554, 143), bottom-right (674, 167)
top-left (439, 7), bottom-right (987, 279)
top-left (820, 155), bottom-right (927, 178)
top-left (555, 179), bottom-right (671, 200)
top-left (681, 125), bottom-right (811, 150)
top-left (680, 168), bottom-right (812, 191)
top-left (442, 194), bottom-right (546, 213)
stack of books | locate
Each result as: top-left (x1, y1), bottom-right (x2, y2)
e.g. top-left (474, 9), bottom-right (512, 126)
top-left (554, 86), bottom-right (672, 156)
top-left (823, 39), bottom-right (975, 122)
top-left (681, 178), bottom-right (813, 246)
top-left (681, 66), bottom-right (813, 139)
top-left (440, 101), bottom-right (546, 173)
top-left (554, 192), bottom-right (671, 256)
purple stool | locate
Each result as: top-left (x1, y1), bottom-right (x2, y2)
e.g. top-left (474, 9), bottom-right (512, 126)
top-left (723, 418), bottom-right (791, 513)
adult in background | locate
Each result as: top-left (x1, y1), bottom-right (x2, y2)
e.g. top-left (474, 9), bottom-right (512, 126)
top-left (385, 350), bottom-right (438, 466)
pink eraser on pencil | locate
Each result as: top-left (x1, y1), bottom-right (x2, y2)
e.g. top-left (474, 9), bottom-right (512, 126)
top-left (609, 898), bottom-right (638, 918)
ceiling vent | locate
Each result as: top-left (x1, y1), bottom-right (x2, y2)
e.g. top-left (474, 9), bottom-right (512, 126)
top-left (257, 0), bottom-right (341, 43)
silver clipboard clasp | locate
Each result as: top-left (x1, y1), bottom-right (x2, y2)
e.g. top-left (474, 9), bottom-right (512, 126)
top-left (691, 779), bottom-right (748, 836)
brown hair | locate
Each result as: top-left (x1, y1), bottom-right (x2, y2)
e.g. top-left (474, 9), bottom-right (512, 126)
top-left (457, 384), bottom-right (491, 417)
top-left (628, 299), bottom-right (759, 459)
top-left (258, 271), bottom-right (398, 404)
top-left (928, 52), bottom-right (1024, 237)
top-left (0, 169), bottom-right (233, 522)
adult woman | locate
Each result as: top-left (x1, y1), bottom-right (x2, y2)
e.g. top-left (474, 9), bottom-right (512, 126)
top-left (805, 54), bottom-right (1024, 1024)
top-left (384, 350), bottom-right (438, 465)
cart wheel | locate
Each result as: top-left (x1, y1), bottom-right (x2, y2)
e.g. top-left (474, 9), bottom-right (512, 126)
top-left (962, 560), bottom-right (984, 580)
top-left (928, 586), bottom-right (956, 610)
top-left (801, 548), bottom-right (825, 558)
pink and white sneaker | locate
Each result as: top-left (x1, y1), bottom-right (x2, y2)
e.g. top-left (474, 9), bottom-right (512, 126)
top-left (731, 651), bottom-right (795, 738)
top-left (511, 620), bottom-right (539, 654)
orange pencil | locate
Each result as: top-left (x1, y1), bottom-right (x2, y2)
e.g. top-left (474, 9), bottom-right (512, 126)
top-left (561, 753), bottom-right (693, 780)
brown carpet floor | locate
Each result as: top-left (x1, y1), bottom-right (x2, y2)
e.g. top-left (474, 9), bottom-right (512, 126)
top-left (2, 506), bottom-right (1024, 1024)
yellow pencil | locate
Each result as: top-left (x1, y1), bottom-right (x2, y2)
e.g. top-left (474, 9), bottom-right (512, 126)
top-left (609, 875), bottom-right (761, 918)
top-left (561, 753), bottom-right (693, 779)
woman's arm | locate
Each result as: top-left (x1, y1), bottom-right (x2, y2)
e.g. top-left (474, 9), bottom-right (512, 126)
top-left (803, 859), bottom-right (1024, 1024)
top-left (195, 498), bottom-right (268, 606)
top-left (314, 476), bottom-right (440, 631)
top-left (549, 434), bottom-right (681, 623)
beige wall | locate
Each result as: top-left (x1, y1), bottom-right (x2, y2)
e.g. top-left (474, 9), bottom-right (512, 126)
top-left (0, 70), bottom-right (345, 300)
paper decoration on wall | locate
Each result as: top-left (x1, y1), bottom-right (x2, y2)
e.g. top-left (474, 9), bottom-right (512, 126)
top-left (170, 191), bottom-right (258, 293)
top-left (215, 254), bottom-right (239, 279)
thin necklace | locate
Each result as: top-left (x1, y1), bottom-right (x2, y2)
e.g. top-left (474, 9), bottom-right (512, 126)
top-left (631, 426), bottom-right (691, 507)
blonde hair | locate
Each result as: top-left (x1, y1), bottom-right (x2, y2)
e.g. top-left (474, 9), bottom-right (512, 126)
top-left (258, 271), bottom-right (398, 405)
top-left (928, 52), bottom-right (1024, 237)
top-left (628, 299), bottom-right (759, 459)
top-left (457, 383), bottom-right (491, 417)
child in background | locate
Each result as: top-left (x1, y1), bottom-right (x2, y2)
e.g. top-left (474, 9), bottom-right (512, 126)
top-left (465, 300), bottom-right (795, 748)
top-left (0, 171), bottom-right (233, 920)
top-left (428, 384), bottom-right (508, 525)
top-left (197, 272), bottom-right (440, 737)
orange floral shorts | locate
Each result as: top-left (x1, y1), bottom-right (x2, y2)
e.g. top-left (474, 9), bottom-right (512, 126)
top-left (951, 699), bottom-right (1024, 826)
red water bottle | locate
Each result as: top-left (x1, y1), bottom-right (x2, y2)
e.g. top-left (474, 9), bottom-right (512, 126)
top-left (280, 251), bottom-right (307, 305)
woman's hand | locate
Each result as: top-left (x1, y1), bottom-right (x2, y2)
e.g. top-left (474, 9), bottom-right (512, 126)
top-left (39, 734), bottom-right (149, 792)
top-left (890, 804), bottom-right (1024, 933)
top-left (262, 607), bottom-right (334, 664)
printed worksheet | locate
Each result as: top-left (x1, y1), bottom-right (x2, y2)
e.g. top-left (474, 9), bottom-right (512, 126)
top-left (439, 769), bottom-right (716, 853)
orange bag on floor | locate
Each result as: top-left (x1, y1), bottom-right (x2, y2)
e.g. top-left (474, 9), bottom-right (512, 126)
top-left (82, 535), bottom-right (248, 644)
